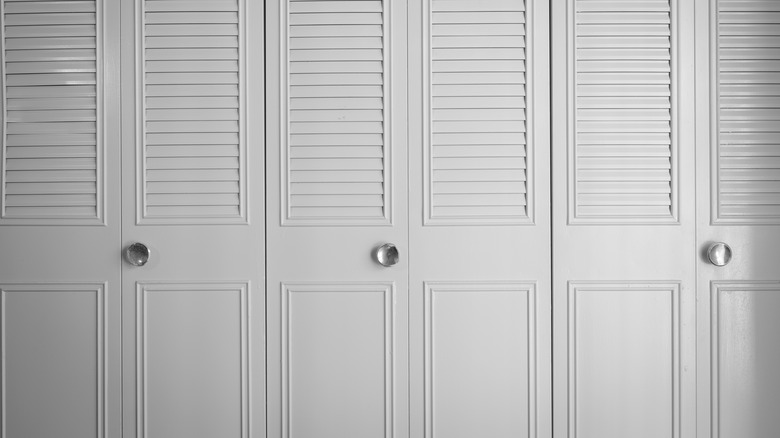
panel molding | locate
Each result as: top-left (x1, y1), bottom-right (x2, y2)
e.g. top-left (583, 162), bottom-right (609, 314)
top-left (423, 281), bottom-right (538, 438)
top-left (710, 1), bottom-right (780, 224)
top-left (0, 0), bottom-right (106, 225)
top-left (135, 282), bottom-right (250, 438)
top-left (280, 282), bottom-right (395, 438)
top-left (279, 0), bottom-right (392, 226)
top-left (567, 0), bottom-right (680, 224)
top-left (135, 0), bottom-right (248, 225)
top-left (0, 282), bottom-right (107, 438)
top-left (423, 0), bottom-right (535, 226)
top-left (567, 281), bottom-right (680, 438)
top-left (710, 281), bottom-right (780, 438)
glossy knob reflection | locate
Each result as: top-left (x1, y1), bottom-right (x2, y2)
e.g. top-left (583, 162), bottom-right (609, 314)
top-left (374, 243), bottom-right (399, 267)
top-left (125, 242), bottom-right (151, 266)
top-left (707, 242), bottom-right (732, 267)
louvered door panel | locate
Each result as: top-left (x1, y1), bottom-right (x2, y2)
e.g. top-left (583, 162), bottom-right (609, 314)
top-left (1, 0), bottom-right (102, 224)
top-left (139, 0), bottom-right (246, 224)
top-left (425, 0), bottom-right (532, 225)
top-left (281, 0), bottom-right (389, 225)
top-left (570, 0), bottom-right (677, 223)
top-left (716, 0), bottom-right (780, 223)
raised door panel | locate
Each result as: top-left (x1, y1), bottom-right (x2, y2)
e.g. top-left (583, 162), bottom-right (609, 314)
top-left (423, 282), bottom-right (537, 438)
top-left (135, 283), bottom-right (249, 438)
top-left (567, 283), bottom-right (680, 438)
top-left (0, 284), bottom-right (107, 438)
top-left (282, 283), bottom-right (395, 438)
top-left (710, 283), bottom-right (780, 438)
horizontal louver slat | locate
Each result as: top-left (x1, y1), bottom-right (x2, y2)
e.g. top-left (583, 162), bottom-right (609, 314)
top-left (427, 0), bottom-right (529, 225)
top-left (573, 0), bottom-right (675, 222)
top-left (717, 0), bottom-right (780, 223)
top-left (142, 0), bottom-right (245, 223)
top-left (285, 0), bottom-right (387, 224)
top-left (2, 0), bottom-right (101, 223)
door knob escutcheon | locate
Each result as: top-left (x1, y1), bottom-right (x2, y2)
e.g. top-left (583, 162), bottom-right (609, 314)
top-left (374, 243), bottom-right (399, 267)
top-left (125, 242), bottom-right (151, 266)
top-left (707, 242), bottom-right (732, 267)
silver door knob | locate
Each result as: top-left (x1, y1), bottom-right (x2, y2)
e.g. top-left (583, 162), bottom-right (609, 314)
top-left (707, 242), bottom-right (732, 267)
top-left (374, 243), bottom-right (399, 267)
top-left (125, 242), bottom-right (151, 266)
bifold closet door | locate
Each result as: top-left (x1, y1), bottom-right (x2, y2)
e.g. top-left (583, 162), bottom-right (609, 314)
top-left (695, 0), bottom-right (780, 436)
top-left (265, 0), bottom-right (409, 437)
top-left (0, 1), bottom-right (122, 437)
top-left (407, 0), bottom-right (551, 437)
top-left (552, 0), bottom-right (697, 437)
top-left (119, 0), bottom-right (265, 437)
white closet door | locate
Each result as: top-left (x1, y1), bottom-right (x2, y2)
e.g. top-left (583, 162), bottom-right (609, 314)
top-left (695, 0), bottom-right (780, 436)
top-left (0, 1), bottom-right (121, 437)
top-left (551, 0), bottom-right (697, 436)
top-left (407, 0), bottom-right (551, 437)
top-left (265, 0), bottom-right (409, 437)
top-left (119, 0), bottom-right (265, 437)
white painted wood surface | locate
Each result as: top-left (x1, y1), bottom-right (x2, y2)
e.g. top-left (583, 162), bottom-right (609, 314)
top-left (0, 1), bottom-right (778, 438)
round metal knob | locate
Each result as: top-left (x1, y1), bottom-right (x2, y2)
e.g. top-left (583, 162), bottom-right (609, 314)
top-left (707, 242), bottom-right (732, 267)
top-left (374, 243), bottom-right (399, 267)
top-left (125, 242), bottom-right (151, 266)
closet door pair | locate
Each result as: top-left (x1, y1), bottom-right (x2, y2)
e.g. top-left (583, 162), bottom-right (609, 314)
top-left (552, 0), bottom-right (780, 437)
top-left (0, 0), bottom-right (265, 437)
top-left (265, 0), bottom-right (551, 437)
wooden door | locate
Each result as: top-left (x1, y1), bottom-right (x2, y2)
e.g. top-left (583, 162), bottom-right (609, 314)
top-left (407, 0), bottom-right (551, 437)
top-left (551, 0), bottom-right (698, 436)
top-left (695, 0), bottom-right (780, 436)
top-left (265, 0), bottom-right (409, 437)
top-left (119, 0), bottom-right (265, 437)
top-left (0, 1), bottom-right (122, 437)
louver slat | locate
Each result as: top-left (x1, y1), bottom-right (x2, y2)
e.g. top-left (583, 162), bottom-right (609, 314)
top-left (572, 0), bottom-right (676, 223)
top-left (717, 1), bottom-right (780, 223)
top-left (1, 0), bottom-right (101, 223)
top-left (141, 0), bottom-right (245, 223)
top-left (426, 0), bottom-right (530, 225)
top-left (284, 0), bottom-right (388, 225)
